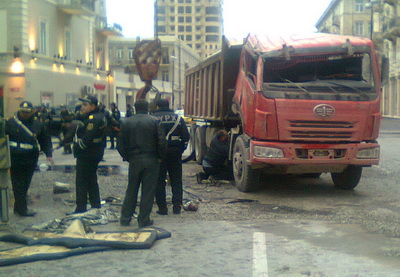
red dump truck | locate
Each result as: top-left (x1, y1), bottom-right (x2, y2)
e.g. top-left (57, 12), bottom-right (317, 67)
top-left (185, 33), bottom-right (389, 192)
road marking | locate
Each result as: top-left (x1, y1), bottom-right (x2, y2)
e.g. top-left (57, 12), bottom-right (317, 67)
top-left (253, 232), bottom-right (269, 277)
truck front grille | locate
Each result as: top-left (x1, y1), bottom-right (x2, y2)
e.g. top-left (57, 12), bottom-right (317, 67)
top-left (289, 120), bottom-right (355, 140)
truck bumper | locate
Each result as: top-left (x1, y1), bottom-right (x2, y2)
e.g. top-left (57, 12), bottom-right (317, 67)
top-left (249, 141), bottom-right (379, 173)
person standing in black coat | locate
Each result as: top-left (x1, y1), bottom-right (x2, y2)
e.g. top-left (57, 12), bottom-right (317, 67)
top-left (117, 100), bottom-right (166, 228)
top-left (6, 101), bottom-right (54, 216)
top-left (153, 99), bottom-right (190, 215)
top-left (126, 104), bottom-right (134, 118)
top-left (106, 102), bottom-right (121, 149)
top-left (72, 95), bottom-right (107, 214)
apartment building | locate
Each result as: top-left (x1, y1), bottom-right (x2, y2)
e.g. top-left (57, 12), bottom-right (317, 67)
top-left (155, 0), bottom-right (223, 59)
top-left (0, 0), bottom-right (122, 118)
top-left (316, 0), bottom-right (400, 118)
top-left (109, 35), bottom-right (201, 110)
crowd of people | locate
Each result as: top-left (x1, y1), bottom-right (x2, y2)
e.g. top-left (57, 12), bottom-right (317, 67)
top-left (6, 96), bottom-right (215, 228)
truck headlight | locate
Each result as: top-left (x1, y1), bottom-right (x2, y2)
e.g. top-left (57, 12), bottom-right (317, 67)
top-left (356, 147), bottom-right (380, 159)
top-left (254, 146), bottom-right (284, 158)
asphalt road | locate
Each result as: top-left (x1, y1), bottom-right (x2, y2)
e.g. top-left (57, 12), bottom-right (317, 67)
top-left (1, 118), bottom-right (400, 276)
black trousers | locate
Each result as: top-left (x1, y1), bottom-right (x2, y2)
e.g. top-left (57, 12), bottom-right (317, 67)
top-left (75, 154), bottom-right (103, 212)
top-left (10, 161), bottom-right (37, 213)
top-left (108, 131), bottom-right (118, 148)
top-left (203, 164), bottom-right (233, 181)
top-left (121, 156), bottom-right (160, 226)
top-left (155, 147), bottom-right (183, 210)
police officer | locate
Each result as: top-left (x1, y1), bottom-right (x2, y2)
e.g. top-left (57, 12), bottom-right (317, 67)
top-left (106, 102), bottom-right (120, 149)
top-left (73, 95), bottom-right (107, 213)
top-left (6, 101), bottom-right (53, 216)
top-left (153, 99), bottom-right (190, 215)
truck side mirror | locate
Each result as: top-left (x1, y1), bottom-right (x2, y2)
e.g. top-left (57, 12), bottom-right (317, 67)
top-left (381, 57), bottom-right (389, 86)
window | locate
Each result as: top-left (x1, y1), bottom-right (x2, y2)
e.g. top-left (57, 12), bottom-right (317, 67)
top-left (178, 35), bottom-right (184, 40)
top-left (206, 17), bottom-right (219, 22)
top-left (186, 26), bottom-right (192, 32)
top-left (196, 7), bottom-right (201, 13)
top-left (158, 16), bottom-right (165, 21)
top-left (170, 16), bottom-right (175, 22)
top-left (65, 30), bottom-right (71, 60)
top-left (355, 21), bottom-right (364, 35)
top-left (186, 16), bottom-right (192, 23)
top-left (128, 48), bottom-right (134, 59)
top-left (196, 44), bottom-right (201, 49)
top-left (186, 35), bottom-right (192, 41)
top-left (196, 26), bottom-right (201, 31)
top-left (185, 6), bottom-right (192, 13)
top-left (187, 44), bottom-right (192, 48)
top-left (178, 0), bottom-right (183, 2)
top-left (205, 7), bottom-right (219, 15)
top-left (170, 26), bottom-right (175, 31)
top-left (355, 0), bottom-right (365, 13)
top-left (178, 17), bottom-right (184, 23)
top-left (178, 6), bottom-right (184, 13)
top-left (178, 26), bottom-right (184, 32)
top-left (206, 35), bottom-right (219, 42)
top-left (40, 20), bottom-right (48, 54)
top-left (158, 25), bottom-right (166, 32)
top-left (196, 35), bottom-right (201, 40)
top-left (196, 17), bottom-right (201, 22)
top-left (206, 26), bottom-right (219, 33)
top-left (170, 7), bottom-right (175, 12)
top-left (186, 0), bottom-right (191, 3)
top-left (162, 71), bottom-right (169, 82)
top-left (158, 6), bottom-right (166, 14)
top-left (117, 48), bottom-right (123, 59)
top-left (162, 47), bottom-right (169, 64)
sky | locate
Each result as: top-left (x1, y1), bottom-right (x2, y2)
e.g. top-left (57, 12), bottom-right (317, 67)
top-left (107, 0), bottom-right (333, 40)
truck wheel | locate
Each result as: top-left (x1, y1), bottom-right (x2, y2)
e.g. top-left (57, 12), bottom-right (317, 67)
top-left (195, 126), bottom-right (207, 164)
top-left (331, 166), bottom-right (362, 190)
top-left (232, 135), bottom-right (260, 192)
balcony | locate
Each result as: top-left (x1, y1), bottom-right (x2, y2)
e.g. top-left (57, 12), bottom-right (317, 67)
top-left (58, 0), bottom-right (96, 16)
top-left (384, 16), bottom-right (400, 40)
top-left (96, 17), bottom-right (123, 37)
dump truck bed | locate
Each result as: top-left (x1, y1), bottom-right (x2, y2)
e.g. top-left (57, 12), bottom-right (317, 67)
top-left (184, 37), bottom-right (243, 122)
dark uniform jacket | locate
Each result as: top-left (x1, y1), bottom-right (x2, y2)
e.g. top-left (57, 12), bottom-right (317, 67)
top-left (73, 109), bottom-right (107, 158)
top-left (105, 108), bottom-right (121, 134)
top-left (203, 136), bottom-right (229, 168)
top-left (117, 113), bottom-right (167, 161)
top-left (152, 108), bottom-right (190, 152)
top-left (6, 113), bottom-right (52, 165)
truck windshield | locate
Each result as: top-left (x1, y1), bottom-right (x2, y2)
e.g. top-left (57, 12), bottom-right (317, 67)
top-left (262, 53), bottom-right (377, 101)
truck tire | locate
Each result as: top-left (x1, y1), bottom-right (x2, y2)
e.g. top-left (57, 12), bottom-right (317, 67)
top-left (189, 123), bottom-right (197, 156)
top-left (195, 126), bottom-right (207, 164)
top-left (232, 135), bottom-right (260, 192)
top-left (331, 166), bottom-right (362, 190)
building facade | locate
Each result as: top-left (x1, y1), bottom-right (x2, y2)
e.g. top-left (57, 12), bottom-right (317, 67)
top-left (316, 0), bottom-right (400, 118)
top-left (155, 0), bottom-right (223, 59)
top-left (109, 35), bottom-right (201, 111)
top-left (0, 0), bottom-right (122, 118)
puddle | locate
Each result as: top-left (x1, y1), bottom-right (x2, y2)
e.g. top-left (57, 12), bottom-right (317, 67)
top-left (40, 165), bottom-right (126, 175)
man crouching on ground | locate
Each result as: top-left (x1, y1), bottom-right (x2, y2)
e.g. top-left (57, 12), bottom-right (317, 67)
top-left (117, 100), bottom-right (166, 228)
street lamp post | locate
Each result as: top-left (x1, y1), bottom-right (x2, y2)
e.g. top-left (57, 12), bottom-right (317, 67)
top-left (107, 70), bottom-right (113, 107)
top-left (171, 56), bottom-right (177, 109)
top-left (365, 0), bottom-right (379, 40)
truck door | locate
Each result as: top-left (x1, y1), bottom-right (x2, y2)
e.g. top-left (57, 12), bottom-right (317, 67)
top-left (239, 51), bottom-right (257, 136)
